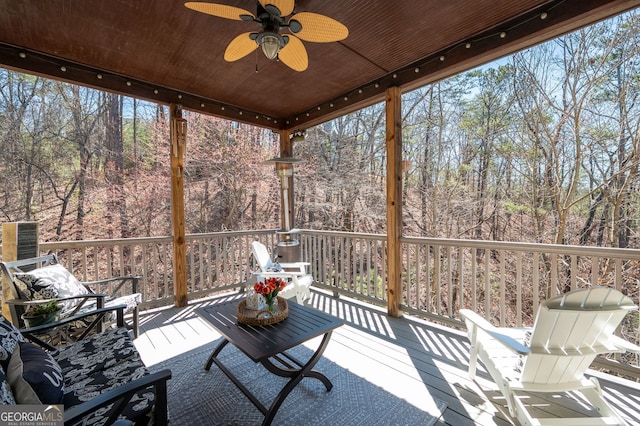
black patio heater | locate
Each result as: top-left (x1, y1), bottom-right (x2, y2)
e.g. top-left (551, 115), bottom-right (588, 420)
top-left (263, 156), bottom-right (305, 263)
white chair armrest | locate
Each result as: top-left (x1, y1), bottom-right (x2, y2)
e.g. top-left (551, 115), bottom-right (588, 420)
top-left (610, 335), bottom-right (640, 353)
top-left (279, 262), bottom-right (309, 273)
top-left (460, 309), bottom-right (530, 355)
top-left (279, 262), bottom-right (310, 267)
top-left (254, 271), bottom-right (303, 279)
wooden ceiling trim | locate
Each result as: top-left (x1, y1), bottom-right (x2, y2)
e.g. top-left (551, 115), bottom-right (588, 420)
top-left (0, 41), bottom-right (280, 128)
top-left (286, 0), bottom-right (640, 131)
top-left (1, 0), bottom-right (638, 132)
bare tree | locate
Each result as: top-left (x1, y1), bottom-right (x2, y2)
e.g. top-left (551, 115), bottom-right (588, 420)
top-left (57, 83), bottom-right (105, 240)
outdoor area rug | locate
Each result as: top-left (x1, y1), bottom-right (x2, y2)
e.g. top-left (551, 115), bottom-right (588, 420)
top-left (149, 339), bottom-right (447, 425)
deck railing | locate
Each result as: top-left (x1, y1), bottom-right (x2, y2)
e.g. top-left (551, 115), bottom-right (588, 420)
top-left (39, 230), bottom-right (278, 309)
top-left (37, 229), bottom-right (640, 373)
top-left (300, 230), bottom-right (640, 376)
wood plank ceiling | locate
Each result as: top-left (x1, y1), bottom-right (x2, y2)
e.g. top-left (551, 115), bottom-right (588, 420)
top-left (0, 0), bottom-right (638, 131)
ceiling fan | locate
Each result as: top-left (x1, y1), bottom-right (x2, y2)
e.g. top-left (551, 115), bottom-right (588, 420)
top-left (184, 0), bottom-right (348, 72)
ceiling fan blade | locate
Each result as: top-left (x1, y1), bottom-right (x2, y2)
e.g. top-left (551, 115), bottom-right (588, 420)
top-left (289, 12), bottom-right (348, 42)
top-left (259, 0), bottom-right (294, 17)
top-left (224, 32), bottom-right (258, 62)
top-left (185, 2), bottom-right (255, 20)
top-left (278, 35), bottom-right (308, 72)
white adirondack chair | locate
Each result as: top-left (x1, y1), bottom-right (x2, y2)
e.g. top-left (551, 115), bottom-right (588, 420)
top-left (251, 241), bottom-right (312, 304)
top-left (461, 287), bottom-right (640, 426)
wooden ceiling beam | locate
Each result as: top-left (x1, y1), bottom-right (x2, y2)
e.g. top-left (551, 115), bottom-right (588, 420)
top-left (0, 42), bottom-right (280, 129)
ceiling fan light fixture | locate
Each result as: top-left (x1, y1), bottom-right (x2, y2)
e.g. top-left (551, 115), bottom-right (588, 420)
top-left (259, 33), bottom-right (282, 60)
top-left (185, 1), bottom-right (348, 71)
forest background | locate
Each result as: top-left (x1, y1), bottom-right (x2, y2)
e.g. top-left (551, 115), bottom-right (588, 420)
top-left (1, 12), bottom-right (640, 251)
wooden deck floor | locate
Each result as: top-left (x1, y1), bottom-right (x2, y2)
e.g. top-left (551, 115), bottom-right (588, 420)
top-left (133, 289), bottom-right (640, 425)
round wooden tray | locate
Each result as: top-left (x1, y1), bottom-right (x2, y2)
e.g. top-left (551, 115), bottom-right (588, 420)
top-left (237, 297), bottom-right (288, 326)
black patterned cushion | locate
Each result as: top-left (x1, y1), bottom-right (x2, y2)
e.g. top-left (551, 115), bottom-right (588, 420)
top-left (107, 293), bottom-right (142, 313)
top-left (14, 264), bottom-right (88, 302)
top-left (7, 342), bottom-right (64, 404)
top-left (54, 327), bottom-right (141, 386)
top-left (0, 364), bottom-right (16, 404)
top-left (54, 327), bottom-right (155, 424)
top-left (0, 316), bottom-right (25, 369)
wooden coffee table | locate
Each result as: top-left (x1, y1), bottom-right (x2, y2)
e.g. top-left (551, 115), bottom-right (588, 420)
top-left (195, 299), bottom-right (343, 426)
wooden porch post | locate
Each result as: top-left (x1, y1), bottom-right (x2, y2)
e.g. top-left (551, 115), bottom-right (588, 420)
top-left (386, 87), bottom-right (402, 317)
top-left (170, 104), bottom-right (188, 307)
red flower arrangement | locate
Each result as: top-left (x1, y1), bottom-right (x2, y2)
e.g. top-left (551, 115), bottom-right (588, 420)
top-left (254, 277), bottom-right (287, 312)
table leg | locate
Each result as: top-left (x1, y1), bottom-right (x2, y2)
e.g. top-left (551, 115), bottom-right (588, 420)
top-left (206, 338), bottom-right (270, 414)
top-left (204, 338), bottom-right (229, 371)
top-left (203, 332), bottom-right (335, 426)
top-left (260, 331), bottom-right (334, 426)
